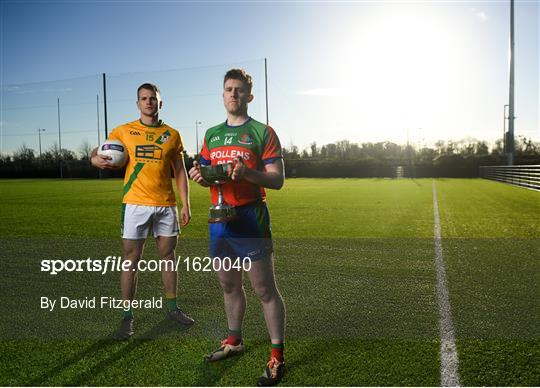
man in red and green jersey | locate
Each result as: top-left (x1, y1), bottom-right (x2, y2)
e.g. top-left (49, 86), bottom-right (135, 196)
top-left (199, 118), bottom-right (282, 207)
top-left (91, 83), bottom-right (194, 340)
top-left (189, 69), bottom-right (286, 386)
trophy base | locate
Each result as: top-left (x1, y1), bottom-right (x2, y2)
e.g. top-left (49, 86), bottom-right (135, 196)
top-left (208, 216), bottom-right (239, 224)
top-left (208, 205), bottom-right (238, 223)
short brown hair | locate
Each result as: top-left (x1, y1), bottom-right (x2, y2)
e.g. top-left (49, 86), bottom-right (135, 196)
top-left (224, 69), bottom-right (253, 94)
top-left (137, 83), bottom-right (160, 99)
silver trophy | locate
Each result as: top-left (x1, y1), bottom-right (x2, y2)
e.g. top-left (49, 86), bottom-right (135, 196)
top-left (200, 163), bottom-right (238, 223)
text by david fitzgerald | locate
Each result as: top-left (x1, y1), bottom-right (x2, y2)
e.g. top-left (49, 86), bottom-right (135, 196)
top-left (41, 296), bottom-right (162, 312)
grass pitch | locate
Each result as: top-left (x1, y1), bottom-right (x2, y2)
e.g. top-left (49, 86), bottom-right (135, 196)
top-left (0, 178), bottom-right (538, 386)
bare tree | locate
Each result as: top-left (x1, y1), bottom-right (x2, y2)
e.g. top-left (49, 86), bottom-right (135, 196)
top-left (13, 143), bottom-right (36, 164)
top-left (310, 142), bottom-right (318, 158)
top-left (79, 139), bottom-right (93, 160)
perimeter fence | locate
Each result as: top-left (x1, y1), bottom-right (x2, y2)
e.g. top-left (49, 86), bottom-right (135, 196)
top-left (0, 59), bottom-right (266, 165)
top-left (480, 165), bottom-right (540, 190)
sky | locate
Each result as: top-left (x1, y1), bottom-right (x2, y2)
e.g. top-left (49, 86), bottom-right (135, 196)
top-left (1, 0), bottom-right (538, 155)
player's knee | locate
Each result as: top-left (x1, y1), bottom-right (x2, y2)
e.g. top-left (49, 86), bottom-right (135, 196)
top-left (220, 281), bottom-right (243, 295)
top-left (159, 249), bottom-right (175, 261)
top-left (124, 246), bottom-right (143, 260)
top-left (123, 258), bottom-right (139, 271)
top-left (160, 257), bottom-right (176, 272)
top-left (253, 284), bottom-right (275, 303)
top-left (156, 236), bottom-right (177, 256)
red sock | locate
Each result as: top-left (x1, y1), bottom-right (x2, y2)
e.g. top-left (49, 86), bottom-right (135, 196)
top-left (271, 346), bottom-right (284, 362)
top-left (226, 334), bottom-right (242, 346)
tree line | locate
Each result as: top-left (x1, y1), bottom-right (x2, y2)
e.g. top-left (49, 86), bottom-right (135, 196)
top-left (279, 137), bottom-right (539, 178)
top-left (1, 137), bottom-right (539, 179)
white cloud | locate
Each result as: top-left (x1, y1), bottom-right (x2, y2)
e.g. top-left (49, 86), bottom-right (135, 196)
top-left (470, 7), bottom-right (488, 22)
top-left (1, 86), bottom-right (21, 92)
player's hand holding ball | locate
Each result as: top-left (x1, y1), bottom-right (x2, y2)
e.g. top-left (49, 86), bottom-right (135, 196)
top-left (94, 140), bottom-right (128, 170)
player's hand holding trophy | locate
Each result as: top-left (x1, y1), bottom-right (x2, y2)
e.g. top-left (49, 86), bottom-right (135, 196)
top-left (200, 162), bottom-right (238, 223)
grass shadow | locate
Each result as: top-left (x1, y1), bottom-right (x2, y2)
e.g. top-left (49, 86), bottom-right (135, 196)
top-left (26, 338), bottom-right (117, 386)
top-left (193, 355), bottom-right (244, 386)
top-left (28, 319), bottom-right (193, 385)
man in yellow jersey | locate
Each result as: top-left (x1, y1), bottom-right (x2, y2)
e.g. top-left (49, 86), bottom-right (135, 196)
top-left (90, 83), bottom-right (193, 339)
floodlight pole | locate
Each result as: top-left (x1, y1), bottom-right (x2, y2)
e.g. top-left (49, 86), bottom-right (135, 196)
top-left (195, 121), bottom-right (202, 156)
top-left (103, 73), bottom-right (109, 139)
top-left (506, 0), bottom-right (515, 165)
top-left (37, 128), bottom-right (46, 159)
top-left (503, 104), bottom-right (509, 155)
top-left (97, 94), bottom-right (101, 146)
top-left (97, 94), bottom-right (102, 179)
top-left (264, 58), bottom-right (269, 125)
top-left (57, 98), bottom-right (63, 178)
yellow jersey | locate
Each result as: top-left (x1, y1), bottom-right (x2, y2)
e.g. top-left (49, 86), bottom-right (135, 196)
top-left (109, 119), bottom-right (184, 206)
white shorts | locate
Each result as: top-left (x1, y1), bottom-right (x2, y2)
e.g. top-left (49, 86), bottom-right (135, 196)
top-left (121, 204), bottom-right (180, 239)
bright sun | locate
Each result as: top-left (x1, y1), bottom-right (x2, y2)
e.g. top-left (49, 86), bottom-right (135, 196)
top-left (335, 5), bottom-right (470, 143)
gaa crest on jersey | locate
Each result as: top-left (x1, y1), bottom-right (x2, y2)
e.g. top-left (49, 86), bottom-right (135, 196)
top-left (239, 133), bottom-right (253, 145)
top-left (155, 130), bottom-right (171, 145)
top-left (157, 134), bottom-right (170, 144)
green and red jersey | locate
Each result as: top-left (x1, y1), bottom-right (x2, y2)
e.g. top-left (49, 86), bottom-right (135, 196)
top-left (199, 118), bottom-right (282, 207)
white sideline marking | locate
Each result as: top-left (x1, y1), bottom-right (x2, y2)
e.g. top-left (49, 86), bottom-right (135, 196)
top-left (432, 180), bottom-right (461, 387)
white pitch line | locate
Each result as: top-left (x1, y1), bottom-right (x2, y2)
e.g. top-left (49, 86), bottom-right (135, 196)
top-left (432, 180), bottom-right (461, 387)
